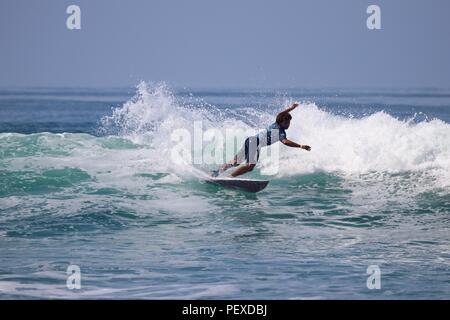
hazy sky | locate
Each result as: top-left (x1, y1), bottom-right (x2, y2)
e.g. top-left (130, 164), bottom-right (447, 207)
top-left (1, 0), bottom-right (450, 88)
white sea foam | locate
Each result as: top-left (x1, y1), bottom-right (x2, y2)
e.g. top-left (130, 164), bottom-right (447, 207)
top-left (98, 82), bottom-right (450, 187)
top-left (272, 104), bottom-right (450, 182)
top-left (2, 82), bottom-right (449, 195)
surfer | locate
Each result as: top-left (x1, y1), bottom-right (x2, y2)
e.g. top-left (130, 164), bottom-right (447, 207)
top-left (212, 103), bottom-right (311, 177)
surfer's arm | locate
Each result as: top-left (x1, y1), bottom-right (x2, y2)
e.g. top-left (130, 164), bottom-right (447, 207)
top-left (279, 102), bottom-right (299, 115)
top-left (281, 139), bottom-right (311, 151)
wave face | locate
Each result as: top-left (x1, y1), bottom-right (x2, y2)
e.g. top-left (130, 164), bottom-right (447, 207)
top-left (0, 83), bottom-right (449, 299)
top-left (98, 82), bottom-right (450, 188)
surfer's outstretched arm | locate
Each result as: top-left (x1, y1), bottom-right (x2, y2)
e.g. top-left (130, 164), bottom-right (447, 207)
top-left (281, 138), bottom-right (311, 151)
top-left (279, 102), bottom-right (299, 115)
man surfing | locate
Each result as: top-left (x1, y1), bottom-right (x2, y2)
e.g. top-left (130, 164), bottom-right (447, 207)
top-left (212, 103), bottom-right (311, 178)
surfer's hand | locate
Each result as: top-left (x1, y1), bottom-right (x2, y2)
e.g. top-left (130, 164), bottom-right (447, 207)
top-left (301, 145), bottom-right (311, 151)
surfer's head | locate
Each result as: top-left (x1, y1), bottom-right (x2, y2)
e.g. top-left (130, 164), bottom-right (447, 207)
top-left (276, 112), bottom-right (292, 129)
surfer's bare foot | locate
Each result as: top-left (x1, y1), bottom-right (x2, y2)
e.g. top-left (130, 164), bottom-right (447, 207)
top-left (218, 164), bottom-right (229, 175)
top-left (210, 170), bottom-right (219, 177)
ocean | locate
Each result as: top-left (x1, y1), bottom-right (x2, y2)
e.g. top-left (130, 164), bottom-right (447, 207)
top-left (0, 83), bottom-right (449, 299)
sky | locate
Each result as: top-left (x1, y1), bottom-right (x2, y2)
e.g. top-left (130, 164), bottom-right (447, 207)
top-left (1, 0), bottom-right (450, 88)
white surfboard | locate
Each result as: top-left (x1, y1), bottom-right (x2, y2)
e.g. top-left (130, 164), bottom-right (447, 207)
top-left (205, 177), bottom-right (269, 192)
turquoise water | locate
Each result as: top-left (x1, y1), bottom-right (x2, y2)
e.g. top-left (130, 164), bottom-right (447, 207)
top-left (0, 84), bottom-right (449, 298)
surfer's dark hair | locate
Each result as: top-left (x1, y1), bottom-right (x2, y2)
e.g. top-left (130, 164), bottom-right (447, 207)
top-left (276, 112), bottom-right (292, 125)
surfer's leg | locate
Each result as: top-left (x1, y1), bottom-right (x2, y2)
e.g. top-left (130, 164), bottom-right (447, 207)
top-left (230, 137), bottom-right (258, 177)
top-left (214, 157), bottom-right (236, 177)
top-left (231, 163), bottom-right (255, 177)
top-left (218, 138), bottom-right (247, 173)
top-left (219, 156), bottom-right (237, 172)
top-left (212, 155), bottom-right (239, 177)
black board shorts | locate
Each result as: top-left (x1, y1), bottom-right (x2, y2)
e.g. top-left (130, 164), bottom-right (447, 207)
top-left (235, 136), bottom-right (260, 165)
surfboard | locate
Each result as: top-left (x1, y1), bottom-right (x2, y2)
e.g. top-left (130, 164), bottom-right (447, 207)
top-left (205, 177), bottom-right (269, 192)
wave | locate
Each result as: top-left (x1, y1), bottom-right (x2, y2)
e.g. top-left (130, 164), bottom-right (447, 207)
top-left (1, 82), bottom-right (450, 189)
top-left (1, 83), bottom-right (449, 239)
top-left (98, 82), bottom-right (450, 185)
